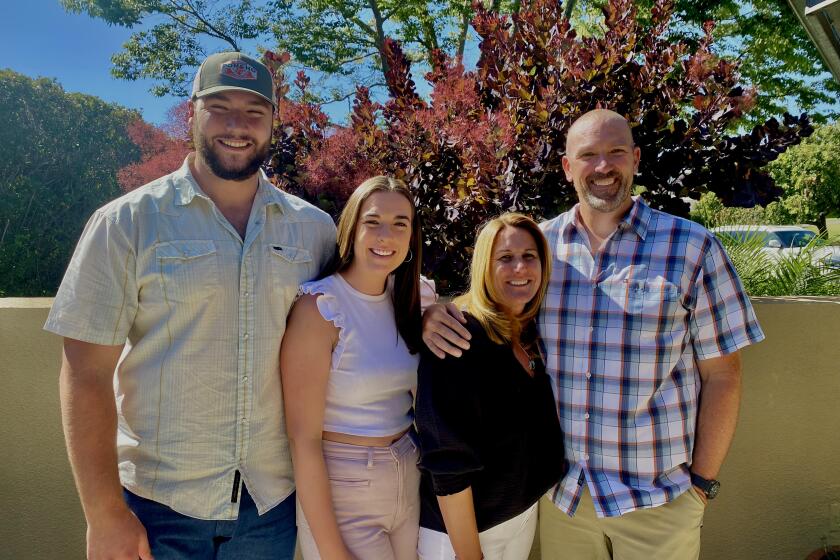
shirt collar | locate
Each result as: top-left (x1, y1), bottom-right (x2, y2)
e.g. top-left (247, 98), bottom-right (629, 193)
top-left (173, 154), bottom-right (285, 214)
top-left (560, 195), bottom-right (651, 241)
top-left (172, 156), bottom-right (200, 206)
top-left (621, 196), bottom-right (651, 240)
top-left (256, 170), bottom-right (287, 213)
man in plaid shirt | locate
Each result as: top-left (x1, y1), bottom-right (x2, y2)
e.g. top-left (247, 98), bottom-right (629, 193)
top-left (423, 109), bottom-right (764, 558)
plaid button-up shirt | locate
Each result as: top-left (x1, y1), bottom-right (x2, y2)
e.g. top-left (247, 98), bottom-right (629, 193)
top-left (538, 197), bottom-right (764, 518)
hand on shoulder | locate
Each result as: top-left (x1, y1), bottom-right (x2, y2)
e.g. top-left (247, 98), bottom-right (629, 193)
top-left (421, 302), bottom-right (472, 359)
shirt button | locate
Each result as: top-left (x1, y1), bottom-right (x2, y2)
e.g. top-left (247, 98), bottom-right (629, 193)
top-left (584, 413), bottom-right (590, 419)
top-left (583, 454), bottom-right (590, 461)
top-left (244, 291), bottom-right (249, 297)
top-left (585, 372), bottom-right (592, 379)
top-left (241, 418), bottom-right (247, 424)
top-left (242, 376), bottom-right (248, 382)
top-left (243, 333), bottom-right (249, 340)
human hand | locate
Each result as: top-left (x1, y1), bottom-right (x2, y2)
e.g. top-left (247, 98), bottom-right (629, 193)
top-left (86, 506), bottom-right (153, 560)
top-left (421, 302), bottom-right (471, 358)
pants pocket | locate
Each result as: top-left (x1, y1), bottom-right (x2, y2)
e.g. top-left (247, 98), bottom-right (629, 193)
top-left (328, 476), bottom-right (371, 488)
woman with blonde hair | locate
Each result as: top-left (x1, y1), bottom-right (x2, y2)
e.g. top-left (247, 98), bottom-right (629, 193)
top-left (281, 176), bottom-right (423, 560)
top-left (415, 213), bottom-right (565, 560)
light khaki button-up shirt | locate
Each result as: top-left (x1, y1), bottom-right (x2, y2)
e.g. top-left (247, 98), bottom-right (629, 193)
top-left (45, 157), bottom-right (336, 520)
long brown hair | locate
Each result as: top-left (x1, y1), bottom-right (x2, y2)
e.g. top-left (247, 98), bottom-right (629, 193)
top-left (454, 213), bottom-right (551, 345)
top-left (329, 176), bottom-right (423, 353)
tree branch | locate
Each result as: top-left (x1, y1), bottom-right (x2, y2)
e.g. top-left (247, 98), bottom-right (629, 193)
top-left (350, 14), bottom-right (377, 38)
top-left (165, 0), bottom-right (241, 50)
top-left (341, 50), bottom-right (380, 65)
top-left (315, 83), bottom-right (386, 106)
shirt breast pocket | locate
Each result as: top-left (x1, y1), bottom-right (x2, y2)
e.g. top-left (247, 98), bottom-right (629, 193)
top-left (622, 279), bottom-right (683, 333)
top-left (267, 243), bottom-right (315, 301)
top-left (155, 240), bottom-right (220, 304)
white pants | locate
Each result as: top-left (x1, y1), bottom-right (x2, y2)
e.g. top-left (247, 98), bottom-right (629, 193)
top-left (417, 502), bottom-right (538, 560)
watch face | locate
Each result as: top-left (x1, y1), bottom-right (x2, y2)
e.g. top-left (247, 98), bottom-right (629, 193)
top-left (707, 480), bottom-right (721, 499)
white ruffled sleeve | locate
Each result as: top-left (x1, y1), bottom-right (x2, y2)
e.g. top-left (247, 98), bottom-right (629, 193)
top-left (297, 277), bottom-right (347, 370)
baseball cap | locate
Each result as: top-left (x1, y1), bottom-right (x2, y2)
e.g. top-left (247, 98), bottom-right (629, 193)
top-left (191, 52), bottom-right (276, 108)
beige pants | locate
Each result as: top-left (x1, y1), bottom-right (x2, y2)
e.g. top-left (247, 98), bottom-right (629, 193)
top-left (297, 432), bottom-right (421, 560)
top-left (539, 485), bottom-right (706, 560)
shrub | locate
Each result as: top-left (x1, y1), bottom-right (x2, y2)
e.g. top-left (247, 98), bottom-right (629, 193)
top-left (690, 191), bottom-right (797, 229)
top-left (264, 0), bottom-right (812, 292)
top-left (717, 233), bottom-right (840, 296)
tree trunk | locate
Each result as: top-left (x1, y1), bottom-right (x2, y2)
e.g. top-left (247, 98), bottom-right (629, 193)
top-left (564, 0), bottom-right (578, 19)
top-left (456, 1), bottom-right (471, 60)
top-left (368, 0), bottom-right (389, 76)
top-left (0, 218), bottom-right (9, 248)
top-left (420, 9), bottom-right (440, 67)
top-left (816, 212), bottom-right (828, 236)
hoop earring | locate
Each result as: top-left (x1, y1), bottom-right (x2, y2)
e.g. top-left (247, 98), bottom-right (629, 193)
top-left (403, 249), bottom-right (414, 263)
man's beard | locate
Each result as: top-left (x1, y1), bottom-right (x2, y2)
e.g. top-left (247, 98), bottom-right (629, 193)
top-left (196, 131), bottom-right (270, 181)
top-left (578, 172), bottom-right (632, 213)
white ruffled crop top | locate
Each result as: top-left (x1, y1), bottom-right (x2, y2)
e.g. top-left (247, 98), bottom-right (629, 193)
top-left (298, 273), bottom-right (419, 437)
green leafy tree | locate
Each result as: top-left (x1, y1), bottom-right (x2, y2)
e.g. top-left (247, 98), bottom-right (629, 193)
top-left (769, 121), bottom-right (840, 234)
top-left (0, 70), bottom-right (141, 296)
top-left (61, 0), bottom-right (497, 101)
top-left (763, 200), bottom-right (795, 226)
top-left (63, 0), bottom-right (840, 121)
top-left (689, 191), bottom-right (796, 228)
top-left (574, 0), bottom-right (840, 124)
top-left (61, 0), bottom-right (271, 96)
top-left (267, 0), bottom-right (477, 86)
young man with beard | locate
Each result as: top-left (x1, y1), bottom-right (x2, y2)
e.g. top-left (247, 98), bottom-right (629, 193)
top-left (45, 52), bottom-right (336, 560)
top-left (422, 109), bottom-right (764, 558)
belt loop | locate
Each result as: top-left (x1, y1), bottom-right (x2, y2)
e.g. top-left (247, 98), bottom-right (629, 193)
top-left (367, 447), bottom-right (374, 469)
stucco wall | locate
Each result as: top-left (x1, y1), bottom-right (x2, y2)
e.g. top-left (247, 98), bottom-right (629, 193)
top-left (700, 297), bottom-right (840, 560)
top-left (2, 298), bottom-right (839, 559)
top-left (0, 299), bottom-right (86, 558)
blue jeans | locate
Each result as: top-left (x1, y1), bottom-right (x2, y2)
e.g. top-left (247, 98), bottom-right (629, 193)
top-left (124, 486), bottom-right (297, 560)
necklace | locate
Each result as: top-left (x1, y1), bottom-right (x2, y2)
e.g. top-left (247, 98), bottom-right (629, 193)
top-left (514, 340), bottom-right (537, 373)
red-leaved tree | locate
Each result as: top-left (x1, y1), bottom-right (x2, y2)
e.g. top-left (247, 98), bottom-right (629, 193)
top-left (117, 101), bottom-right (191, 192)
top-left (263, 0), bottom-right (813, 291)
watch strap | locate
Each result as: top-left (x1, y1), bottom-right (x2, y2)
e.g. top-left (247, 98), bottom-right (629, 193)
top-left (690, 472), bottom-right (711, 489)
top-left (690, 471), bottom-right (720, 498)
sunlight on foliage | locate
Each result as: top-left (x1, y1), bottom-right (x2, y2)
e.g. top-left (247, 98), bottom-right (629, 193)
top-left (716, 232), bottom-right (840, 296)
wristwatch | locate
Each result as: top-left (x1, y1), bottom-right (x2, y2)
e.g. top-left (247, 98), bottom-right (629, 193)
top-left (690, 471), bottom-right (721, 500)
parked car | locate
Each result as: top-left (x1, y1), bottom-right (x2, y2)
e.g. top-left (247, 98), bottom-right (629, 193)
top-left (711, 225), bottom-right (840, 269)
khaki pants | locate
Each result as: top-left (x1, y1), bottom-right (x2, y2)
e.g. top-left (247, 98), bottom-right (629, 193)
top-left (539, 486), bottom-right (706, 560)
top-left (297, 433), bottom-right (421, 560)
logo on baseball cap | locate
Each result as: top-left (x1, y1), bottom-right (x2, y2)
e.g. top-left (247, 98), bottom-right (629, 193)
top-left (192, 52), bottom-right (276, 108)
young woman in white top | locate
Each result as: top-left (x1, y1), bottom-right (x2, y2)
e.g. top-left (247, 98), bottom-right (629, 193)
top-left (281, 176), bottom-right (423, 560)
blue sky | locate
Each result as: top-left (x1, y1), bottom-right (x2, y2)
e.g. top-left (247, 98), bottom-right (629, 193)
top-left (3, 1), bottom-right (836, 129)
top-left (0, 0), bottom-right (422, 126)
top-left (1, 0), bottom-right (182, 124)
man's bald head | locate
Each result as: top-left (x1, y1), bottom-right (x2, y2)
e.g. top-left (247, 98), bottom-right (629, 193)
top-left (566, 109), bottom-right (634, 153)
top-left (562, 109), bottom-right (640, 215)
